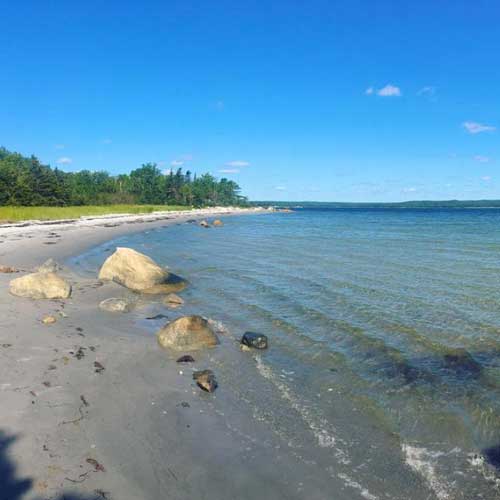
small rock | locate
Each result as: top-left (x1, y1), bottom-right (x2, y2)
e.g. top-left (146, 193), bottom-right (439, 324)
top-left (99, 298), bottom-right (131, 313)
top-left (176, 355), bottom-right (195, 363)
top-left (241, 331), bottom-right (268, 350)
top-left (193, 370), bottom-right (217, 392)
top-left (42, 315), bottom-right (57, 325)
top-left (212, 219), bottom-right (223, 227)
top-left (199, 220), bottom-right (210, 228)
top-left (0, 265), bottom-right (18, 273)
top-left (240, 344), bottom-right (251, 352)
top-left (164, 293), bottom-right (184, 307)
top-left (146, 313), bottom-right (168, 320)
top-left (94, 361), bottom-right (105, 373)
top-left (157, 315), bottom-right (219, 351)
top-left (37, 258), bottom-right (61, 273)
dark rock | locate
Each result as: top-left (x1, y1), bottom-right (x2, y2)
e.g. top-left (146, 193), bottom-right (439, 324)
top-left (146, 313), bottom-right (168, 320)
top-left (193, 369), bottom-right (217, 392)
top-left (241, 331), bottom-right (268, 350)
top-left (176, 355), bottom-right (195, 363)
top-left (443, 348), bottom-right (482, 377)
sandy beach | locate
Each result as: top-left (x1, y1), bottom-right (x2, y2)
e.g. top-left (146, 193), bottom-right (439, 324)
top-left (0, 207), bottom-right (337, 500)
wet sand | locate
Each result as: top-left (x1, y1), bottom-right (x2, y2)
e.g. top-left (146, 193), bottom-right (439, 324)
top-left (0, 207), bottom-right (342, 500)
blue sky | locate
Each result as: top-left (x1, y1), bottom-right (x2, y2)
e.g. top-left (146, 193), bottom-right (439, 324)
top-left (1, 1), bottom-right (499, 202)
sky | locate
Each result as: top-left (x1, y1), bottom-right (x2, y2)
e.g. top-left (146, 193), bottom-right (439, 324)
top-left (1, 0), bottom-right (499, 202)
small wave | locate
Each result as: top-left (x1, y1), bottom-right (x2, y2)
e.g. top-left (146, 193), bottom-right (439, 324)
top-left (254, 355), bottom-right (348, 461)
top-left (402, 444), bottom-right (456, 499)
top-left (337, 473), bottom-right (379, 500)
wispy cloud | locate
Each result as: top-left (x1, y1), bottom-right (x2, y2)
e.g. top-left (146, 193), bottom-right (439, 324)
top-left (417, 86), bottom-right (436, 97)
top-left (402, 187), bottom-right (417, 193)
top-left (463, 121), bottom-right (496, 134)
top-left (54, 144), bottom-right (65, 150)
top-left (377, 84), bottom-right (401, 97)
top-left (56, 157), bottom-right (72, 165)
top-left (365, 87), bottom-right (374, 95)
top-left (275, 186), bottom-right (287, 191)
top-left (481, 175), bottom-right (492, 181)
top-left (170, 160), bottom-right (184, 167)
top-left (219, 169), bottom-right (239, 174)
top-left (474, 155), bottom-right (490, 163)
top-left (225, 160), bottom-right (250, 168)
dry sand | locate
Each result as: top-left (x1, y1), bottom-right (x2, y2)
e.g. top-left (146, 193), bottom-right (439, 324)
top-left (0, 207), bottom-right (336, 500)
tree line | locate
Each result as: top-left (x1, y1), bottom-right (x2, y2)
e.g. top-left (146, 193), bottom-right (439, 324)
top-left (0, 147), bottom-right (247, 207)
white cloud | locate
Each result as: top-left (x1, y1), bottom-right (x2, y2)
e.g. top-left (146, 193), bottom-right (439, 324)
top-left (57, 157), bottom-right (72, 165)
top-left (474, 155), bottom-right (490, 163)
top-left (365, 87), bottom-right (374, 95)
top-left (225, 160), bottom-right (250, 167)
top-left (463, 121), bottom-right (496, 134)
top-left (417, 86), bottom-right (436, 97)
top-left (219, 169), bottom-right (239, 174)
top-left (275, 186), bottom-right (287, 191)
top-left (170, 160), bottom-right (184, 167)
top-left (163, 168), bottom-right (173, 175)
top-left (402, 187), bottom-right (417, 193)
top-left (377, 84), bottom-right (401, 97)
top-left (481, 175), bottom-right (492, 181)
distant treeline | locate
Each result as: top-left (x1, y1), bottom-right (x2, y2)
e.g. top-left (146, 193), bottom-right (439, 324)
top-left (0, 147), bottom-right (246, 207)
top-left (254, 200), bottom-right (500, 209)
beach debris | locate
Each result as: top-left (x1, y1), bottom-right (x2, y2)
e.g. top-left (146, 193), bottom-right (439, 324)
top-left (36, 258), bottom-right (61, 273)
top-left (164, 293), bottom-right (184, 307)
top-left (241, 331), bottom-right (268, 350)
top-left (2, 343), bottom-right (12, 348)
top-left (157, 315), bottom-right (219, 351)
top-left (94, 489), bottom-right (112, 499)
top-left (212, 219), bottom-right (224, 227)
top-left (0, 265), bottom-right (18, 273)
top-left (94, 361), bottom-right (105, 373)
top-left (9, 271), bottom-right (71, 299)
top-left (61, 395), bottom-right (88, 425)
top-left (86, 458), bottom-right (106, 472)
top-left (71, 347), bottom-right (86, 360)
top-left (240, 344), bottom-right (251, 352)
top-left (81, 395), bottom-right (89, 407)
top-left (199, 220), bottom-right (210, 228)
top-left (146, 313), bottom-right (168, 320)
top-left (41, 315), bottom-right (57, 325)
top-left (176, 354), bottom-right (195, 363)
top-left (58, 310), bottom-right (68, 318)
top-left (99, 297), bottom-right (131, 313)
top-left (42, 381), bottom-right (51, 387)
top-left (180, 401), bottom-right (190, 408)
top-left (76, 327), bottom-right (84, 332)
top-left (193, 369), bottom-right (217, 392)
top-left (98, 247), bottom-right (169, 292)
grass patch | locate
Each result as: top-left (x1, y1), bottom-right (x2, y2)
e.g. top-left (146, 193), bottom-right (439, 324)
top-left (0, 205), bottom-right (192, 222)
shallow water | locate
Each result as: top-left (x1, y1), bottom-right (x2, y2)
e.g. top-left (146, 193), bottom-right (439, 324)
top-left (71, 209), bottom-right (500, 499)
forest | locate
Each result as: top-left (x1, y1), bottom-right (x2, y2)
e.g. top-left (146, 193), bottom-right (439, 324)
top-left (0, 147), bottom-right (246, 207)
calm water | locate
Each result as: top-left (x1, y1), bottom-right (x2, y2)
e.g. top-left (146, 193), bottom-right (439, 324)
top-left (71, 209), bottom-right (500, 499)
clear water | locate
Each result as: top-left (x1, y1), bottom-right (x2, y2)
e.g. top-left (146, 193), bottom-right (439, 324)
top-left (71, 209), bottom-right (500, 499)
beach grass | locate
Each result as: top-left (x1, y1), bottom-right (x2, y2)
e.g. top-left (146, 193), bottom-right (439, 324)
top-left (0, 204), bottom-right (191, 222)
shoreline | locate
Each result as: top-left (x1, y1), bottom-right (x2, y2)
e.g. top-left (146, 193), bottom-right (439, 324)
top-left (0, 206), bottom-right (339, 500)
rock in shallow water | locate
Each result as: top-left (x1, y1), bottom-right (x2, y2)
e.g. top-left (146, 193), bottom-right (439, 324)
top-left (193, 370), bottom-right (217, 392)
top-left (98, 247), bottom-right (169, 292)
top-left (241, 331), bottom-right (268, 350)
top-left (157, 315), bottom-right (219, 351)
top-left (164, 293), bottom-right (184, 306)
top-left (42, 315), bottom-right (57, 325)
top-left (176, 354), bottom-right (195, 363)
top-left (9, 272), bottom-right (71, 299)
top-left (99, 298), bottom-right (131, 313)
top-left (212, 219), bottom-right (223, 227)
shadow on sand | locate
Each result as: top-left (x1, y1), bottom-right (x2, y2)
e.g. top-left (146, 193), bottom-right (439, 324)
top-left (0, 431), bottom-right (108, 500)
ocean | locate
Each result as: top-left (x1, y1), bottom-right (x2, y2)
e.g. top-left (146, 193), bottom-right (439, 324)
top-left (71, 208), bottom-right (500, 499)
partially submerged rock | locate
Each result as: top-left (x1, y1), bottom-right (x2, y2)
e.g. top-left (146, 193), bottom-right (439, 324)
top-left (164, 293), bottom-right (184, 308)
top-left (212, 219), bottom-right (223, 227)
top-left (241, 331), bottom-right (268, 350)
top-left (37, 258), bottom-right (61, 273)
top-left (10, 272), bottom-right (71, 299)
top-left (443, 348), bottom-right (482, 377)
top-left (41, 315), bottom-right (57, 325)
top-left (98, 247), bottom-right (169, 292)
top-left (199, 220), bottom-right (210, 228)
top-left (177, 354), bottom-right (195, 363)
top-left (0, 265), bottom-right (18, 273)
top-left (99, 298), bottom-right (131, 313)
top-left (193, 369), bottom-right (217, 392)
top-left (157, 315), bottom-right (219, 351)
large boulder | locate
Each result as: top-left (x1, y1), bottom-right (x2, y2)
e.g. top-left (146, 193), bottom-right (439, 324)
top-left (157, 315), bottom-right (219, 351)
top-left (98, 247), bottom-right (169, 292)
top-left (9, 272), bottom-right (71, 299)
